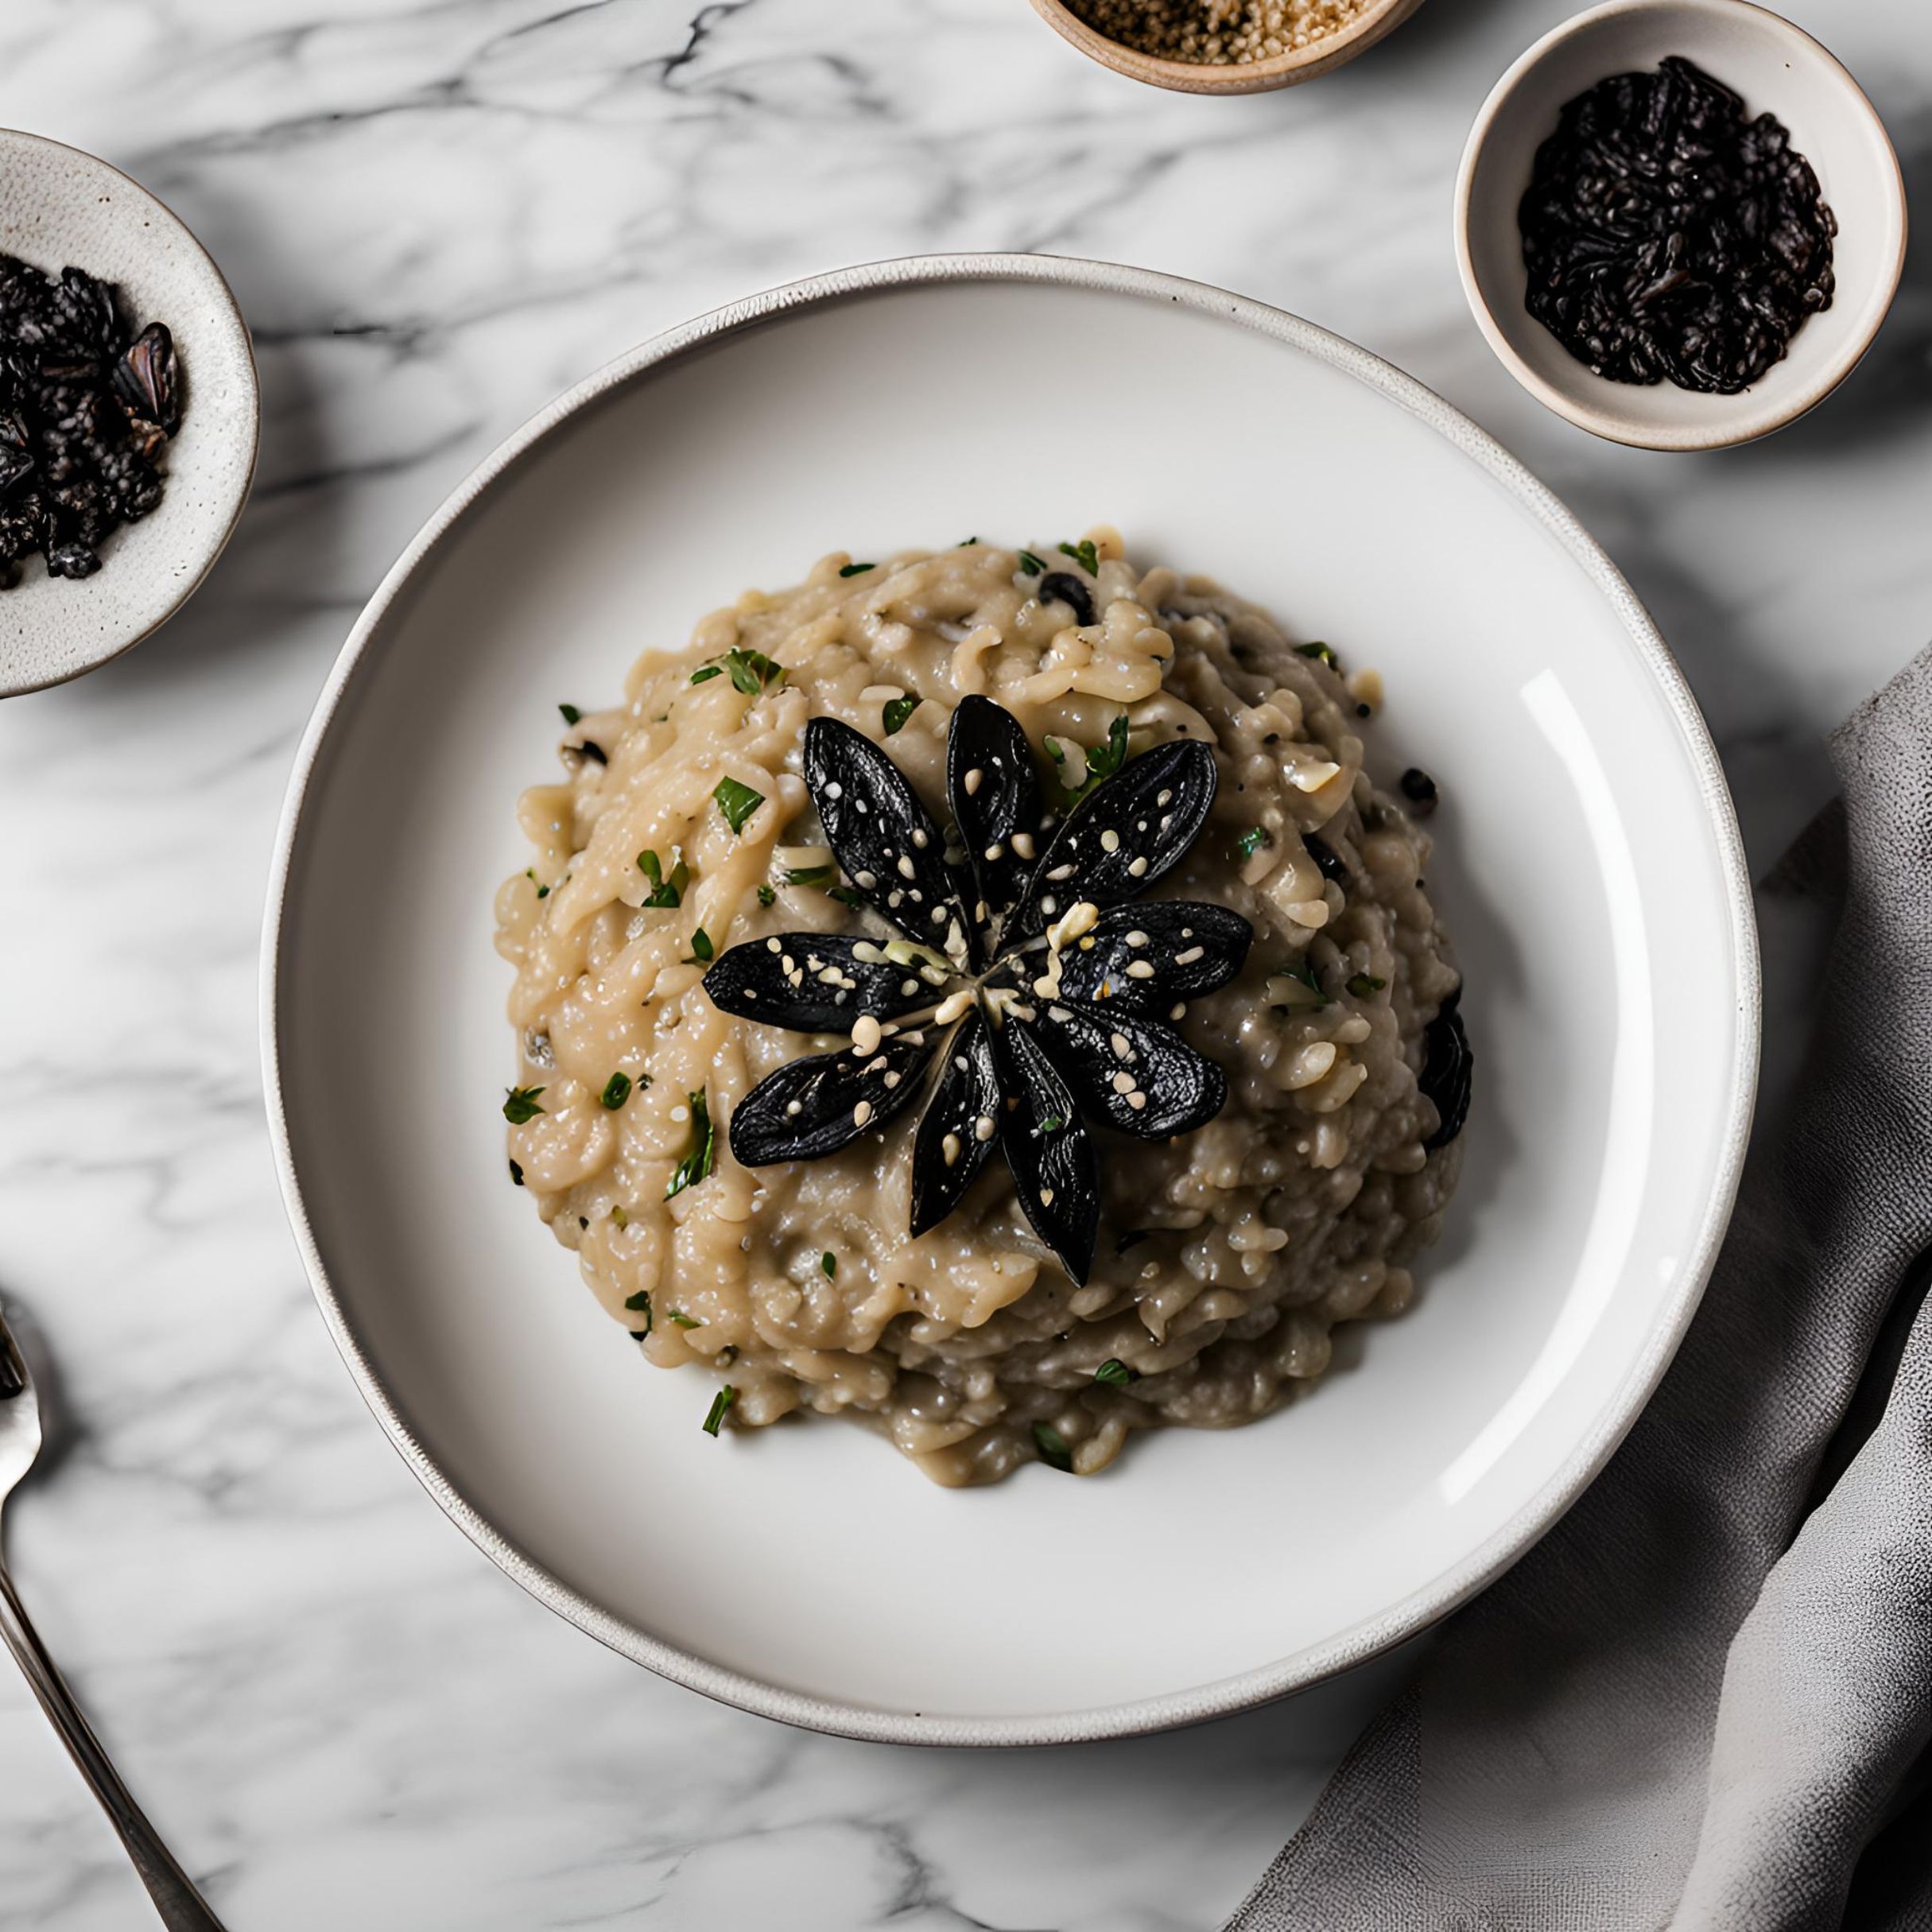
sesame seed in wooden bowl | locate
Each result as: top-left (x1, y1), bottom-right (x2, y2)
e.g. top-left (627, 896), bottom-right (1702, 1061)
top-left (1029, 0), bottom-right (1427, 95)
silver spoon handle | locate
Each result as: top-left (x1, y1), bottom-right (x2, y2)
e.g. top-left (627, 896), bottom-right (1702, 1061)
top-left (0, 1565), bottom-right (228, 1930)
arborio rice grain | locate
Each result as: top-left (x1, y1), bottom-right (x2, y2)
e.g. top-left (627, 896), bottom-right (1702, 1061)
top-left (497, 533), bottom-right (1465, 1484)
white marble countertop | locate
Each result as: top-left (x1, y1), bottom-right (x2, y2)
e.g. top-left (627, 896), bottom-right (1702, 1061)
top-left (0, 1), bottom-right (1926, 1926)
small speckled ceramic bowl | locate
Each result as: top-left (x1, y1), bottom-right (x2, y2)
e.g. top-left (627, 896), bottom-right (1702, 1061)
top-left (1029, 0), bottom-right (1426, 95)
top-left (1456, 0), bottom-right (1907, 451)
top-left (0, 130), bottom-right (258, 696)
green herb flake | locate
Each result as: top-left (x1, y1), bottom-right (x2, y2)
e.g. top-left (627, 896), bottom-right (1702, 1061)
top-left (559, 703), bottom-right (582, 725)
top-left (1094, 1358), bottom-right (1139, 1388)
top-left (1058, 537), bottom-right (1100, 576)
top-left (610, 1203), bottom-right (629, 1228)
top-left (1038, 1115), bottom-right (1065, 1135)
top-left (956, 535), bottom-right (978, 547)
top-left (1269, 957), bottom-right (1329, 1009)
top-left (1054, 714), bottom-right (1132, 808)
top-left (691, 928), bottom-right (715, 962)
top-left (642, 854), bottom-right (690, 909)
top-left (821, 1251), bottom-right (837, 1279)
top-left (508, 1158), bottom-right (525, 1188)
top-left (756, 883), bottom-right (777, 907)
top-left (714, 777), bottom-right (766, 835)
top-left (1237, 826), bottom-right (1271, 860)
top-left (502, 1085), bottom-right (546, 1125)
top-left (1347, 973), bottom-right (1387, 998)
top-left (883, 694), bottom-right (920, 735)
top-left (828, 886), bottom-right (864, 910)
top-left (702, 1385), bottom-right (737, 1436)
top-left (839, 561), bottom-right (875, 578)
top-left (624, 1290), bottom-right (654, 1336)
top-left (665, 1089), bottom-right (716, 1200)
top-left (1295, 642), bottom-right (1338, 668)
top-left (599, 1072), bottom-right (633, 1111)
top-left (724, 646), bottom-right (785, 695)
top-left (784, 863), bottom-right (836, 888)
top-left (668, 1309), bottom-right (703, 1328)
top-left (1032, 1421), bottom-right (1074, 1472)
top-left (1016, 549), bottom-right (1046, 576)
top-left (689, 665), bottom-right (724, 685)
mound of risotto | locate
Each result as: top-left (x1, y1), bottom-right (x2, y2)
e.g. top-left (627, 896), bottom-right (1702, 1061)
top-left (495, 531), bottom-right (1468, 1485)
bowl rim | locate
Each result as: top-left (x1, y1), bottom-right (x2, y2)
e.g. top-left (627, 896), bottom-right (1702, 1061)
top-left (1453, 0), bottom-right (1908, 452)
top-left (0, 126), bottom-right (261, 696)
top-left (1027, 0), bottom-right (1425, 95)
top-left (262, 250), bottom-right (1761, 1748)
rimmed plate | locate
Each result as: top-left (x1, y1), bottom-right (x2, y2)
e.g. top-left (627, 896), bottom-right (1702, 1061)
top-left (263, 255), bottom-right (1758, 1747)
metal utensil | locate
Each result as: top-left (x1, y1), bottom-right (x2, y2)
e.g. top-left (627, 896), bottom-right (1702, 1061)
top-left (0, 1305), bottom-right (229, 1929)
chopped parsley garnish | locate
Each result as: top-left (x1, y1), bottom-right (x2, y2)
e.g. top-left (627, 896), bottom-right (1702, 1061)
top-left (713, 776), bottom-right (766, 834)
top-left (689, 665), bottom-right (723, 685)
top-left (1032, 1421), bottom-right (1074, 1472)
top-left (525, 867), bottom-right (551, 900)
top-left (1347, 973), bottom-right (1387, 998)
top-left (638, 849), bottom-right (690, 908)
top-left (957, 535), bottom-right (978, 546)
top-left (558, 703), bottom-right (582, 725)
top-left (668, 1309), bottom-right (702, 1328)
top-left (610, 1204), bottom-right (629, 1227)
top-left (508, 1158), bottom-right (525, 1187)
top-left (883, 695), bottom-right (920, 735)
top-left (756, 883), bottom-right (777, 907)
top-left (724, 646), bottom-right (785, 695)
top-left (821, 1251), bottom-right (837, 1279)
top-left (839, 561), bottom-right (875, 577)
top-left (783, 863), bottom-right (836, 887)
top-left (599, 1072), bottom-right (633, 1111)
top-left (702, 1385), bottom-right (737, 1435)
top-left (828, 886), bottom-right (864, 910)
top-left (1236, 825), bottom-right (1271, 860)
top-left (624, 1289), bottom-right (653, 1336)
top-left (1016, 549), bottom-right (1045, 576)
top-left (1295, 642), bottom-right (1338, 668)
top-left (665, 1089), bottom-right (716, 1199)
top-left (690, 928), bottom-right (715, 962)
top-left (1057, 537), bottom-right (1100, 576)
top-left (1038, 1114), bottom-right (1065, 1135)
top-left (502, 1086), bottom-right (546, 1124)
top-left (1269, 957), bottom-right (1329, 1008)
top-left (1094, 1358), bottom-right (1138, 1388)
top-left (1047, 714), bottom-right (1130, 807)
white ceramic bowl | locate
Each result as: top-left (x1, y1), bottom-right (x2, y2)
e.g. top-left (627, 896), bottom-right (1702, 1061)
top-left (0, 130), bottom-right (258, 696)
top-left (265, 255), bottom-right (1758, 1745)
top-left (1456, 0), bottom-right (1907, 452)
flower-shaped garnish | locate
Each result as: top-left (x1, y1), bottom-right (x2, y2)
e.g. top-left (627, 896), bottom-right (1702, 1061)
top-left (701, 696), bottom-right (1253, 1284)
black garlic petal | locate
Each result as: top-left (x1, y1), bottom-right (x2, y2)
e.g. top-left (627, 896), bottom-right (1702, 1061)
top-left (702, 933), bottom-right (941, 1036)
top-left (910, 1010), bottom-right (1002, 1236)
top-left (805, 716), bottom-right (969, 960)
top-left (1038, 570), bottom-right (1095, 627)
top-left (995, 1021), bottom-right (1100, 1285)
top-left (727, 1035), bottom-right (935, 1166)
top-left (947, 693), bottom-right (1046, 942)
top-left (1419, 988), bottom-right (1472, 1151)
top-left (1052, 901), bottom-right (1253, 1014)
top-left (111, 323), bottom-right (180, 436)
top-left (1032, 1003), bottom-right (1227, 1140)
top-left (1009, 739), bottom-right (1220, 940)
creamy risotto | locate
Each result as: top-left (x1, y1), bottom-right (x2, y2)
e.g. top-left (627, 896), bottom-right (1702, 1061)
top-left (496, 531), bottom-right (1468, 1484)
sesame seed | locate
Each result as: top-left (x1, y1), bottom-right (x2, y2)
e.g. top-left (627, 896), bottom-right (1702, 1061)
top-left (964, 768), bottom-right (984, 795)
top-left (853, 1100), bottom-right (874, 1127)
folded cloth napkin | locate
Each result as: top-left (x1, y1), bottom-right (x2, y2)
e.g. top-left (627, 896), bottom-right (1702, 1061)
top-left (1227, 646), bottom-right (1932, 1932)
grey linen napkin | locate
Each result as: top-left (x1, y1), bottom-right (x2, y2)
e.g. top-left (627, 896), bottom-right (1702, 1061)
top-left (1227, 646), bottom-right (1932, 1932)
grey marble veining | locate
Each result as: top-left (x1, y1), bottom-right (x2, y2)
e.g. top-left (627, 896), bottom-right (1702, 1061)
top-left (0, 1), bottom-right (1926, 1926)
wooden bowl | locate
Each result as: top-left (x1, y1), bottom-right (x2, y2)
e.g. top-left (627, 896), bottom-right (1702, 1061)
top-left (1028, 0), bottom-right (1426, 95)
